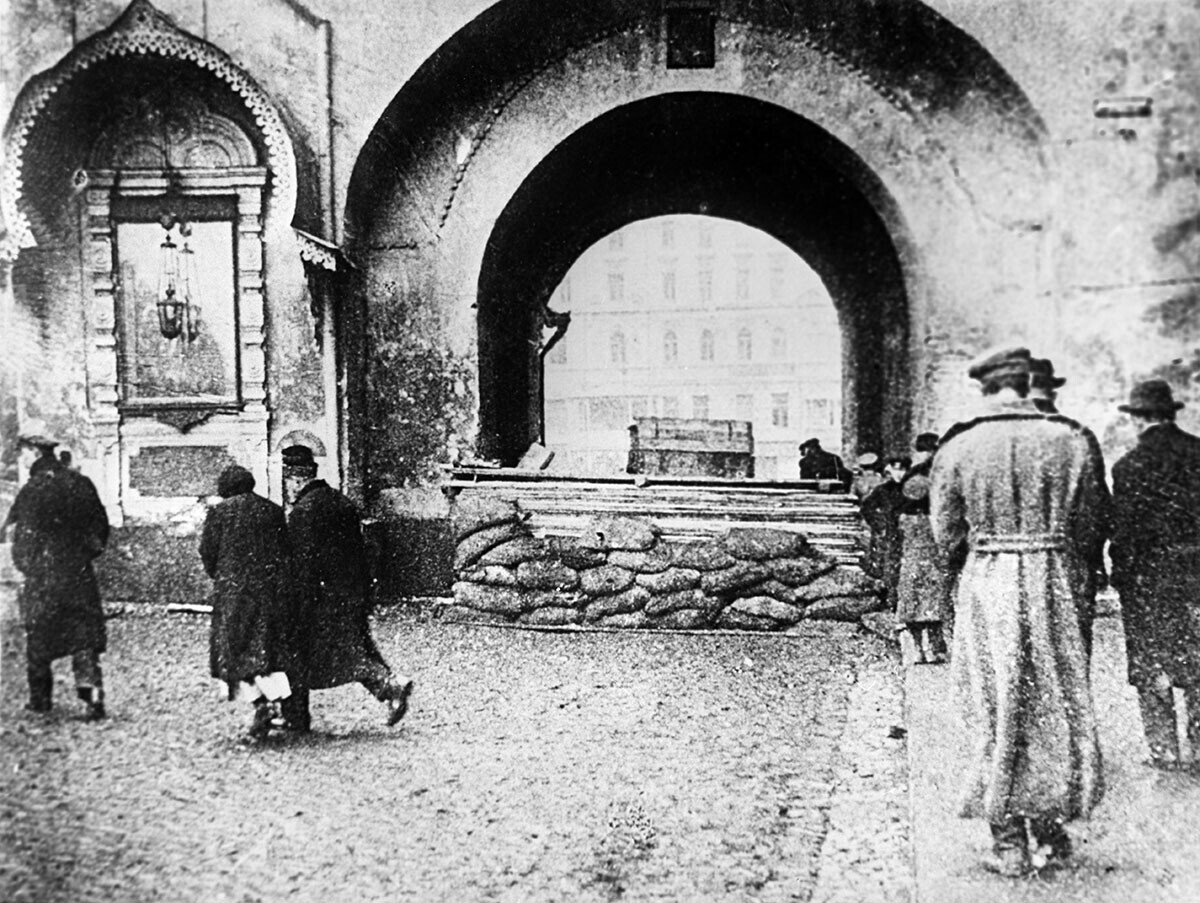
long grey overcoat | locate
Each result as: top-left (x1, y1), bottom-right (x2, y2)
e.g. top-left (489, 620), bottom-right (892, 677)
top-left (895, 462), bottom-right (953, 624)
top-left (930, 400), bottom-right (1109, 825)
top-left (1110, 421), bottom-right (1200, 688)
top-left (287, 480), bottom-right (388, 689)
top-left (10, 464), bottom-right (110, 662)
top-left (199, 489), bottom-right (295, 690)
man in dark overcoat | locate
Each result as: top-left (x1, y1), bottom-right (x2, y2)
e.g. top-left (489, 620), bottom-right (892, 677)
top-left (8, 433), bottom-right (109, 719)
top-left (199, 464), bottom-right (297, 741)
top-left (1109, 379), bottom-right (1200, 769)
top-left (277, 446), bottom-right (412, 732)
top-left (930, 346), bottom-right (1109, 877)
top-left (798, 438), bottom-right (850, 488)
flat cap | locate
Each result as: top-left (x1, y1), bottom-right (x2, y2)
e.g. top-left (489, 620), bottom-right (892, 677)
top-left (967, 345), bottom-right (1032, 382)
top-left (1029, 357), bottom-right (1066, 389)
top-left (281, 445), bottom-right (317, 470)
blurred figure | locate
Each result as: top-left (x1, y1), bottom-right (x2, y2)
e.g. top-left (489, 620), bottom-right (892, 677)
top-left (931, 346), bottom-right (1108, 877)
top-left (1029, 358), bottom-right (1065, 414)
top-left (199, 465), bottom-right (296, 742)
top-left (850, 452), bottom-right (885, 502)
top-left (798, 437), bottom-right (850, 488)
top-left (1109, 380), bottom-right (1200, 770)
top-left (8, 433), bottom-right (110, 719)
top-left (861, 455), bottom-right (910, 604)
top-left (277, 446), bottom-right (413, 732)
top-left (896, 432), bottom-right (952, 664)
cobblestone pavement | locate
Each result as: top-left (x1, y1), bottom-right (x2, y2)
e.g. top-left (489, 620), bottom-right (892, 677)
top-left (0, 606), bottom-right (911, 903)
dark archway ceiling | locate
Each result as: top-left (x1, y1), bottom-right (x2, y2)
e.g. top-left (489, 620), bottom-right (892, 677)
top-left (475, 92), bottom-right (910, 463)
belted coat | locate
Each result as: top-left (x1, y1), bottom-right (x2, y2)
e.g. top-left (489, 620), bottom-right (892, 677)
top-left (1110, 421), bottom-right (1200, 688)
top-left (10, 464), bottom-right (110, 662)
top-left (930, 399), bottom-right (1110, 825)
top-left (287, 480), bottom-right (388, 689)
top-left (199, 489), bottom-right (296, 690)
top-left (895, 461), bottom-right (953, 625)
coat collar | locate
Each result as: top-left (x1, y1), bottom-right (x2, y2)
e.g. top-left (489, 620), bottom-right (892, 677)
top-left (294, 478), bottom-right (329, 503)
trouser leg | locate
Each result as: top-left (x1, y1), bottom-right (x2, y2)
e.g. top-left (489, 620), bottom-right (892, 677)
top-left (279, 685), bottom-right (311, 732)
top-left (1137, 685), bottom-right (1180, 763)
top-left (25, 653), bottom-right (53, 712)
top-left (72, 649), bottom-right (103, 701)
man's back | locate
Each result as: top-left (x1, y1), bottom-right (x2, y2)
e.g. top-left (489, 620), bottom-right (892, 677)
top-left (1112, 422), bottom-right (1200, 556)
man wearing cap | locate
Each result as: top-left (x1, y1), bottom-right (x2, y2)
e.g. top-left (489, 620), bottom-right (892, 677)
top-left (278, 446), bottom-right (412, 731)
top-left (930, 346), bottom-right (1109, 877)
top-left (7, 433), bottom-right (110, 719)
top-left (798, 438), bottom-right (850, 488)
top-left (850, 452), bottom-right (885, 503)
top-left (1029, 358), bottom-right (1066, 414)
top-left (896, 432), bottom-right (952, 664)
top-left (1109, 379), bottom-right (1200, 769)
top-left (200, 464), bottom-right (297, 741)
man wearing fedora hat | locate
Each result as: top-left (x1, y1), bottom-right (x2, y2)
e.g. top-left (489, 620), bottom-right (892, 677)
top-left (1029, 357), bottom-right (1066, 415)
top-left (7, 432), bottom-right (110, 719)
top-left (277, 445), bottom-right (413, 731)
top-left (1110, 379), bottom-right (1200, 770)
top-left (931, 346), bottom-right (1109, 876)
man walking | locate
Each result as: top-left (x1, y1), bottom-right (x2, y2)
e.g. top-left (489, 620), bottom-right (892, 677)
top-left (200, 464), bottom-right (297, 742)
top-left (278, 446), bottom-right (412, 731)
top-left (8, 433), bottom-right (110, 719)
top-left (1109, 379), bottom-right (1200, 769)
top-left (930, 346), bottom-right (1109, 876)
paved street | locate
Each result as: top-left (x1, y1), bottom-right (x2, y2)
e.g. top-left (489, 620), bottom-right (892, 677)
top-left (0, 607), bottom-right (909, 903)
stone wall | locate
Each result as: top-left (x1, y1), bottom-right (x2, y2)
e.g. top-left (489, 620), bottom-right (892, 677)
top-left (446, 498), bottom-right (884, 630)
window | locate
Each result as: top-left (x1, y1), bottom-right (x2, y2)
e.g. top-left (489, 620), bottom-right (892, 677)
top-left (700, 329), bottom-right (715, 362)
top-left (771, 393), bottom-right (790, 428)
top-left (663, 330), bottom-right (678, 364)
top-left (698, 269), bottom-right (713, 305)
top-left (661, 221), bottom-right (675, 248)
top-left (736, 267), bottom-right (750, 300)
top-left (737, 328), bottom-right (753, 361)
top-left (610, 331), bottom-right (626, 364)
top-left (804, 398), bottom-right (836, 428)
top-left (608, 273), bottom-right (624, 306)
top-left (115, 211), bottom-right (239, 406)
top-left (692, 395), bottom-right (710, 420)
top-left (662, 271), bottom-right (676, 303)
top-left (735, 394), bottom-right (754, 421)
top-left (661, 396), bottom-right (680, 418)
top-left (771, 327), bottom-right (787, 359)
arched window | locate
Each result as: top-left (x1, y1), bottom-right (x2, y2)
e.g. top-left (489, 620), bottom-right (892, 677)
top-left (610, 331), bottom-right (626, 364)
top-left (700, 329), bottom-right (715, 362)
top-left (737, 328), bottom-right (753, 361)
top-left (663, 331), bottom-right (678, 364)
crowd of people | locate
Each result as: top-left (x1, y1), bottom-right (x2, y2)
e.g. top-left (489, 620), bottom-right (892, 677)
top-left (5, 442), bottom-right (412, 742)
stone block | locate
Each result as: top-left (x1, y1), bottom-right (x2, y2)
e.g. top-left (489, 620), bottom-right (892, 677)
top-left (653, 608), bottom-right (711, 629)
top-left (546, 535), bottom-right (607, 569)
top-left (791, 567), bottom-right (883, 601)
top-left (720, 527), bottom-right (810, 561)
top-left (459, 565), bottom-right (518, 587)
top-left (577, 516), bottom-right (660, 551)
top-left (476, 535), bottom-right (553, 566)
top-left (520, 607), bottom-right (584, 626)
top-left (607, 544), bottom-right (673, 573)
top-left (770, 554), bottom-right (839, 586)
top-left (580, 564), bottom-right (636, 597)
top-left (516, 560), bottom-right (581, 591)
top-left (701, 561), bottom-right (770, 595)
top-left (730, 595), bottom-right (803, 624)
top-left (644, 588), bottom-right (707, 617)
top-left (669, 542), bottom-right (736, 571)
top-left (454, 520), bottom-right (530, 570)
top-left (584, 585), bottom-right (651, 620)
top-left (804, 594), bottom-right (889, 622)
top-left (636, 567), bottom-right (701, 594)
top-left (595, 610), bottom-right (651, 629)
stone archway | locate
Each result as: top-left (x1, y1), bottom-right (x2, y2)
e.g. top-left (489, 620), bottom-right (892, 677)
top-left (344, 0), bottom-right (1051, 499)
top-left (476, 92), bottom-right (911, 465)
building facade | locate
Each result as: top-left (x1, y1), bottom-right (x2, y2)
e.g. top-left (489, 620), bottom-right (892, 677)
top-left (5, 0), bottom-right (1200, 597)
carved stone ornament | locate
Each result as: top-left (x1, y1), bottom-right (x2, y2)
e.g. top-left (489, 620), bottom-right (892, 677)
top-left (1, 0), bottom-right (296, 260)
top-left (295, 228), bottom-right (354, 349)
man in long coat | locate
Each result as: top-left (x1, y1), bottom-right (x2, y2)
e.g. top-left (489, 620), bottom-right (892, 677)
top-left (930, 346), bottom-right (1109, 877)
top-left (199, 464), bottom-right (297, 740)
top-left (896, 432), bottom-right (953, 664)
top-left (278, 446), bottom-right (412, 732)
top-left (1109, 379), bottom-right (1200, 768)
top-left (8, 433), bottom-right (109, 719)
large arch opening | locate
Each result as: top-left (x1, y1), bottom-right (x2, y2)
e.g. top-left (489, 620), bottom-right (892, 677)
top-left (477, 92), bottom-right (911, 467)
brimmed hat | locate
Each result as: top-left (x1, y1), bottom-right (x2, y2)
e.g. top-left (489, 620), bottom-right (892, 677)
top-left (1118, 379), bottom-right (1185, 415)
top-left (967, 345), bottom-right (1032, 383)
top-left (281, 445), bottom-right (317, 472)
top-left (1029, 358), bottom-right (1066, 389)
top-left (17, 433), bottom-right (58, 451)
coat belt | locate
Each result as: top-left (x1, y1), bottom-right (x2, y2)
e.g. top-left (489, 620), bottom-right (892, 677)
top-left (971, 532), bottom-right (1068, 553)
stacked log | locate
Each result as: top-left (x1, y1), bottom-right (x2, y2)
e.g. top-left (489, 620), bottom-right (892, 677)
top-left (448, 505), bottom-right (884, 631)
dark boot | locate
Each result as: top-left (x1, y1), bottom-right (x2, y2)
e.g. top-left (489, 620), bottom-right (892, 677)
top-left (79, 687), bottom-right (106, 721)
top-left (1030, 818), bottom-right (1071, 869)
top-left (26, 664), bottom-right (52, 713)
top-left (984, 817), bottom-right (1031, 877)
top-left (383, 678), bottom-right (414, 726)
top-left (245, 699), bottom-right (274, 741)
top-left (278, 687), bottom-right (311, 733)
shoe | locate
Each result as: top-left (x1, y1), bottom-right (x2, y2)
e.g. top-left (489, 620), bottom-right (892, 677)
top-left (24, 701), bottom-right (52, 714)
top-left (1030, 822), bottom-right (1072, 870)
top-left (85, 702), bottom-right (106, 721)
top-left (982, 846), bottom-right (1032, 878)
top-left (385, 679), bottom-right (413, 726)
top-left (1146, 755), bottom-right (1180, 771)
top-left (245, 700), bottom-right (274, 741)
